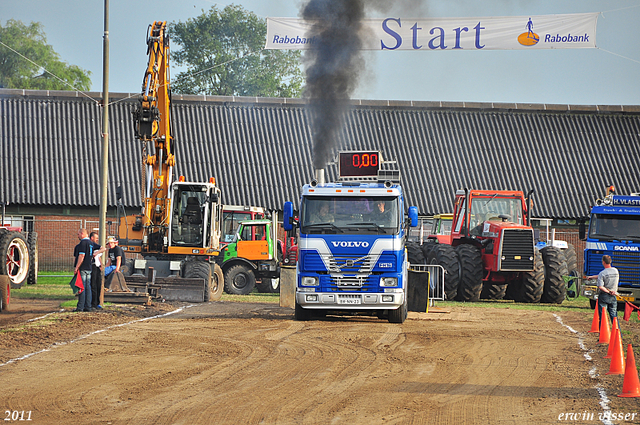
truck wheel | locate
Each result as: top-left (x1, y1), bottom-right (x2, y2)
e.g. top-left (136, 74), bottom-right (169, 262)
top-left (0, 275), bottom-right (10, 311)
top-left (0, 232), bottom-right (30, 289)
top-left (294, 301), bottom-right (311, 321)
top-left (388, 295), bottom-right (408, 323)
top-left (211, 264), bottom-right (224, 301)
top-left (456, 244), bottom-right (483, 302)
top-left (27, 232), bottom-right (38, 285)
top-left (428, 244), bottom-right (459, 301)
top-left (224, 264), bottom-right (256, 295)
top-left (512, 248), bottom-right (544, 303)
top-left (184, 261), bottom-right (213, 302)
top-left (540, 246), bottom-right (567, 304)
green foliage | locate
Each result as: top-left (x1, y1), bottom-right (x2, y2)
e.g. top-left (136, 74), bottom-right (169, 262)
top-left (0, 19), bottom-right (91, 90)
top-left (169, 5), bottom-right (303, 97)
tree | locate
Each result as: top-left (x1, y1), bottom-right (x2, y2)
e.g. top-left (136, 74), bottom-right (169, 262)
top-left (169, 5), bottom-right (303, 97)
top-left (0, 20), bottom-right (91, 91)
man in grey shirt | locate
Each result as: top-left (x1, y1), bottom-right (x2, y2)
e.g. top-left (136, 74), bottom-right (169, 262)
top-left (587, 255), bottom-right (620, 330)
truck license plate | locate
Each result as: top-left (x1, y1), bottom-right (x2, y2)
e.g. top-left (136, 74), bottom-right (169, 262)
top-left (339, 298), bottom-right (361, 305)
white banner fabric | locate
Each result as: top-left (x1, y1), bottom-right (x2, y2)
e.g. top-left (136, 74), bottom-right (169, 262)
top-left (266, 13), bottom-right (598, 50)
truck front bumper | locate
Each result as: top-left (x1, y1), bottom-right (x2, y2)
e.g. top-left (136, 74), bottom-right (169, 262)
top-left (295, 289), bottom-right (405, 310)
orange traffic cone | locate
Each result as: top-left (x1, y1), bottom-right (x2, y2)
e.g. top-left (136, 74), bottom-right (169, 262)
top-left (605, 318), bottom-right (619, 359)
top-left (606, 325), bottom-right (625, 375)
top-left (588, 300), bottom-right (600, 333)
top-left (598, 307), bottom-right (611, 344)
top-left (619, 344), bottom-right (640, 397)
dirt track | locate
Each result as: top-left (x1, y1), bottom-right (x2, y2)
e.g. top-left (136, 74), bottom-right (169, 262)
top-left (1, 301), bottom-right (639, 424)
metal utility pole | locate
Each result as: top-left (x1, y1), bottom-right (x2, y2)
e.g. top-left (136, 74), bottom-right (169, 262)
top-left (99, 0), bottom-right (110, 249)
top-left (97, 0), bottom-right (110, 307)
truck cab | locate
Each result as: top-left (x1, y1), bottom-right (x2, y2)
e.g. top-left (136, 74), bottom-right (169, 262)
top-left (581, 189), bottom-right (640, 308)
top-left (283, 151), bottom-right (418, 323)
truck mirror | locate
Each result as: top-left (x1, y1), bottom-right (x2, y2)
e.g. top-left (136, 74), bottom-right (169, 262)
top-left (283, 201), bottom-right (294, 231)
top-left (408, 206), bottom-right (418, 228)
top-left (579, 221), bottom-right (586, 240)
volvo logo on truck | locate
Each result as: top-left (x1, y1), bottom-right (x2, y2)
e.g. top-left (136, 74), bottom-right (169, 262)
top-left (331, 241), bottom-right (370, 248)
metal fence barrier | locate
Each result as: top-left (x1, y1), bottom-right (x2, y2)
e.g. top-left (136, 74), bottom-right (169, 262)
top-left (408, 264), bottom-right (445, 311)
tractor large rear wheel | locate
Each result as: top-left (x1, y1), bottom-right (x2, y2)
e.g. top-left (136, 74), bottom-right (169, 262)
top-left (27, 232), bottom-right (38, 285)
top-left (224, 264), bottom-right (256, 295)
top-left (456, 244), bottom-right (483, 302)
top-left (0, 232), bottom-right (30, 289)
top-left (541, 247), bottom-right (567, 304)
top-left (428, 245), bottom-right (459, 301)
top-left (0, 275), bottom-right (10, 311)
top-left (481, 282), bottom-right (507, 300)
top-left (563, 244), bottom-right (578, 277)
top-left (406, 242), bottom-right (426, 265)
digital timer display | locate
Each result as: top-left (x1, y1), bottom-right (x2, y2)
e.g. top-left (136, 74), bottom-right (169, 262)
top-left (339, 151), bottom-right (380, 177)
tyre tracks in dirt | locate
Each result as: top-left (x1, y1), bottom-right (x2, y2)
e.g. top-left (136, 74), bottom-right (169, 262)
top-left (0, 302), bottom-right (635, 424)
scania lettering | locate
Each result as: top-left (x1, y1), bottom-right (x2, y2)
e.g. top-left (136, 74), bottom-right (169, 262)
top-left (580, 187), bottom-right (640, 308)
top-left (283, 151), bottom-right (418, 323)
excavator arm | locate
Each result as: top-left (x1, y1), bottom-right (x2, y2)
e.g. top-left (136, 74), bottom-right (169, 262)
top-left (132, 21), bottom-right (176, 252)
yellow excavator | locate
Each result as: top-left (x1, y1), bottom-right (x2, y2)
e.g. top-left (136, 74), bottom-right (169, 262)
top-left (117, 21), bottom-right (224, 302)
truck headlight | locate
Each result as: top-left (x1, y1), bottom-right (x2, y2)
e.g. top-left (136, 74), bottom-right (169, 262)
top-left (380, 277), bottom-right (397, 287)
top-left (301, 276), bottom-right (318, 286)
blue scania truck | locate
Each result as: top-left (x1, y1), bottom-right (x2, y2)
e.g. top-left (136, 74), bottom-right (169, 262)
top-left (580, 187), bottom-right (640, 308)
top-left (283, 151), bottom-right (418, 323)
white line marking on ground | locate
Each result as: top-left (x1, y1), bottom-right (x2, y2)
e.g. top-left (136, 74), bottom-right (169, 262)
top-left (26, 309), bottom-right (65, 322)
top-left (0, 304), bottom-right (194, 368)
top-left (554, 314), bottom-right (612, 425)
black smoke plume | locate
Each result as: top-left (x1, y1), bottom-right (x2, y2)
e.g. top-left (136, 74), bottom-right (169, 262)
top-left (301, 0), bottom-right (365, 170)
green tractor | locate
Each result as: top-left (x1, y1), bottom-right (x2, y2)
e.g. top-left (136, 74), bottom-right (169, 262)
top-left (217, 214), bottom-right (281, 295)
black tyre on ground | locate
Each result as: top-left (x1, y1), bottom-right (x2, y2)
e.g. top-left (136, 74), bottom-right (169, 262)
top-left (563, 243), bottom-right (578, 277)
top-left (428, 244), bottom-right (460, 301)
top-left (211, 264), bottom-right (224, 301)
top-left (512, 248), bottom-right (544, 303)
top-left (388, 296), bottom-right (408, 323)
top-left (224, 264), bottom-right (256, 295)
top-left (406, 242), bottom-right (426, 265)
top-left (480, 282), bottom-right (507, 300)
top-left (0, 275), bottom-right (10, 311)
top-left (421, 242), bottom-right (436, 262)
top-left (183, 260), bottom-right (214, 302)
top-left (294, 301), bottom-right (311, 321)
top-left (256, 277), bottom-right (280, 293)
top-left (0, 231), bottom-right (30, 289)
top-left (540, 246), bottom-right (567, 304)
top-left (27, 232), bottom-right (38, 285)
top-left (456, 244), bottom-right (483, 302)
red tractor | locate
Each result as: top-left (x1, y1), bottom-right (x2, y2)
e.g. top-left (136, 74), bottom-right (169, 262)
top-left (424, 189), bottom-right (566, 303)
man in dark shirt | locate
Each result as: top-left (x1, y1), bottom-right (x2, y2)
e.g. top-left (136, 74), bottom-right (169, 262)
top-left (105, 236), bottom-right (125, 277)
top-left (73, 228), bottom-right (94, 312)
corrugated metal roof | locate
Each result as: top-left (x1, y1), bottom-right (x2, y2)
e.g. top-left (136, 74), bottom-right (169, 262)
top-left (1, 88), bottom-right (639, 219)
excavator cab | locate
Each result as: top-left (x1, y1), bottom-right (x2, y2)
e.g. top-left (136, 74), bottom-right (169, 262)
top-left (169, 182), bottom-right (222, 251)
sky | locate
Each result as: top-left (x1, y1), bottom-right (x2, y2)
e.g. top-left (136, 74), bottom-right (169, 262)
top-left (2, 0), bottom-right (639, 105)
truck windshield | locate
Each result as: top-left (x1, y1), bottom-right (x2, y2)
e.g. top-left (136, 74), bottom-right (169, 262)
top-left (223, 212), bottom-right (252, 243)
top-left (301, 196), bottom-right (399, 235)
top-left (469, 196), bottom-right (523, 235)
top-left (589, 214), bottom-right (640, 241)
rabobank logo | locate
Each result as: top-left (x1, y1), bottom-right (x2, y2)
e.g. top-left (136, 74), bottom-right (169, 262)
top-left (518, 18), bottom-right (539, 46)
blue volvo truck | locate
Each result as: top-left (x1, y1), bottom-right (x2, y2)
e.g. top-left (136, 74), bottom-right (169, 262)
top-left (580, 187), bottom-right (640, 308)
top-left (283, 151), bottom-right (418, 323)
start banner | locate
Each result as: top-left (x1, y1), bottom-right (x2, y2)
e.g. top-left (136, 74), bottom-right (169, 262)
top-left (266, 13), bottom-right (598, 50)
